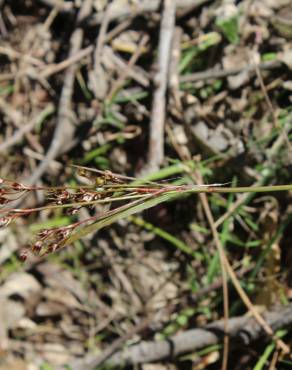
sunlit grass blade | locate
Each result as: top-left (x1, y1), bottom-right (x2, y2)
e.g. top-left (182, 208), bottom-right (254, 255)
top-left (129, 215), bottom-right (195, 256)
top-left (63, 190), bottom-right (183, 246)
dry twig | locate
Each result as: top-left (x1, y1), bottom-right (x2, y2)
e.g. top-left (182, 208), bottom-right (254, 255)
top-left (169, 27), bottom-right (183, 112)
top-left (179, 60), bottom-right (282, 83)
top-left (145, 0), bottom-right (176, 173)
top-left (37, 0), bottom-right (74, 13)
top-left (22, 0), bottom-right (92, 188)
top-left (89, 1), bottom-right (112, 100)
top-left (0, 104), bottom-right (54, 153)
top-left (107, 34), bottom-right (149, 101)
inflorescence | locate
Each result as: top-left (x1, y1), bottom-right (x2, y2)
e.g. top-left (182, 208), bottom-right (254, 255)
top-left (0, 167), bottom-right (183, 261)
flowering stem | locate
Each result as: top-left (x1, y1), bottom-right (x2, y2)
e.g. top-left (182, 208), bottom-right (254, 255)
top-left (186, 184), bottom-right (292, 194)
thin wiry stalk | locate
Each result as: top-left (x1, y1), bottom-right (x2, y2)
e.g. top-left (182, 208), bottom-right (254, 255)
top-left (1, 168), bottom-right (292, 261)
top-left (0, 194), bottom-right (147, 214)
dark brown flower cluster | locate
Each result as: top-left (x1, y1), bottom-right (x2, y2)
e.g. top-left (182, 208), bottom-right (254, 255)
top-left (46, 188), bottom-right (102, 205)
top-left (0, 179), bottom-right (39, 234)
top-left (0, 178), bottom-right (32, 205)
top-left (20, 224), bottom-right (75, 261)
top-left (1, 167), bottom-right (163, 262)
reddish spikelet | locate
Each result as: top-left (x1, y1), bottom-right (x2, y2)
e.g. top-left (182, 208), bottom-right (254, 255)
top-left (37, 229), bottom-right (50, 239)
top-left (67, 207), bottom-right (81, 215)
top-left (0, 216), bottom-right (11, 228)
top-left (46, 189), bottom-right (72, 205)
top-left (10, 182), bottom-right (29, 191)
top-left (46, 243), bottom-right (59, 254)
top-left (81, 193), bottom-right (94, 202)
top-left (55, 190), bottom-right (72, 204)
top-left (28, 225), bottom-right (74, 257)
top-left (0, 197), bottom-right (9, 205)
top-left (1, 168), bottom-right (190, 261)
top-left (19, 250), bottom-right (28, 262)
top-left (60, 228), bottom-right (71, 239)
top-left (32, 241), bottom-right (43, 254)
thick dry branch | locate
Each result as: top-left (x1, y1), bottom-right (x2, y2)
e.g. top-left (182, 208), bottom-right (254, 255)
top-left (106, 304), bottom-right (292, 366)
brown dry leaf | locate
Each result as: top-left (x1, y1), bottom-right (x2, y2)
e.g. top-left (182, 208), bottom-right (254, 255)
top-left (111, 30), bottom-right (148, 54)
top-left (0, 298), bottom-right (25, 330)
top-left (0, 273), bottom-right (41, 350)
top-left (0, 359), bottom-right (27, 370)
top-left (40, 286), bottom-right (85, 312)
top-left (0, 297), bottom-right (25, 350)
top-left (36, 263), bottom-right (87, 303)
top-left (262, 0), bottom-right (291, 10)
top-left (142, 365), bottom-right (176, 370)
top-left (36, 298), bottom-right (69, 317)
top-left (128, 252), bottom-right (178, 310)
top-left (186, 119), bottom-right (243, 157)
top-left (223, 47), bottom-right (260, 89)
top-left (0, 272), bottom-right (41, 300)
top-left (249, 1), bottom-right (274, 17)
top-left (283, 80), bottom-right (292, 91)
top-left (36, 342), bottom-right (71, 366)
top-left (193, 350), bottom-right (220, 369)
top-left (278, 48), bottom-right (292, 69)
top-left (0, 229), bottom-right (18, 264)
top-left (88, 65), bottom-right (109, 100)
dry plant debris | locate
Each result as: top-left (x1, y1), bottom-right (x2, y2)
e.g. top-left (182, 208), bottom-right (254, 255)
top-left (0, 0), bottom-right (292, 369)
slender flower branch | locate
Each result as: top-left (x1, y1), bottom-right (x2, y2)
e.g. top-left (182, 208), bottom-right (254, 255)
top-left (1, 167), bottom-right (291, 261)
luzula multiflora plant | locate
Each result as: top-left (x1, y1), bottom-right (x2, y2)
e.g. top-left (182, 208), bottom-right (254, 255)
top-left (1, 165), bottom-right (292, 261)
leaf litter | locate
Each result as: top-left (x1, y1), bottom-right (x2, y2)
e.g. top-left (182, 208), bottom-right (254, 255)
top-left (0, 0), bottom-right (292, 369)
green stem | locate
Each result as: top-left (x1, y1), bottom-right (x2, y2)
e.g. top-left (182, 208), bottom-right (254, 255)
top-left (186, 184), bottom-right (292, 194)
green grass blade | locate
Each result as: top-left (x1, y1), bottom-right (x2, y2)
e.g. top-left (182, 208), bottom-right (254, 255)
top-left (63, 191), bottom-right (183, 246)
top-left (130, 215), bottom-right (195, 256)
top-left (253, 330), bottom-right (287, 370)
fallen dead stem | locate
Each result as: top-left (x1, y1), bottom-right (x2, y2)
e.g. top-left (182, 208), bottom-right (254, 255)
top-left (40, 45), bottom-right (93, 78)
top-left (179, 60), bottom-right (282, 83)
top-left (107, 34), bottom-right (149, 101)
top-left (103, 303), bottom-right (292, 367)
top-left (19, 0), bottom-right (92, 191)
top-left (145, 0), bottom-right (176, 173)
top-left (90, 0), bottom-right (111, 100)
top-left (0, 104), bottom-right (54, 153)
top-left (0, 45), bottom-right (45, 66)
